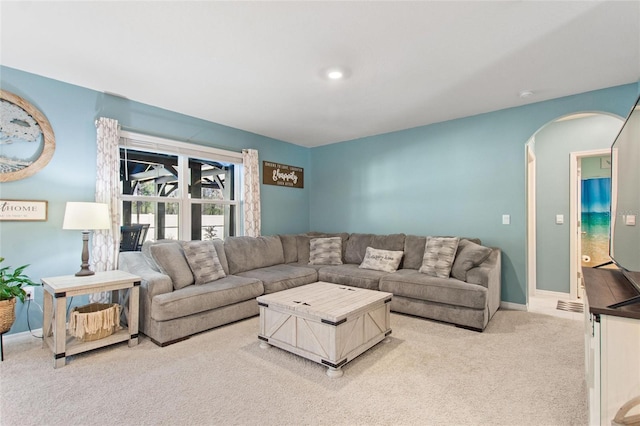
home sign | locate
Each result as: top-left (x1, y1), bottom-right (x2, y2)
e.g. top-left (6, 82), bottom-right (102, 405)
top-left (263, 161), bottom-right (304, 189)
top-left (0, 199), bottom-right (48, 221)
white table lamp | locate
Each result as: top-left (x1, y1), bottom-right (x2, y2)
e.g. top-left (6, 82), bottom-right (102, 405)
top-left (63, 202), bottom-right (111, 276)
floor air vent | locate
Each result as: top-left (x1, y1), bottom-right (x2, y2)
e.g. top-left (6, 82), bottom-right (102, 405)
top-left (556, 300), bottom-right (584, 313)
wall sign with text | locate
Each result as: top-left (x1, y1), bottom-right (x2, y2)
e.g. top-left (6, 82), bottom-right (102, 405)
top-left (263, 161), bottom-right (304, 189)
top-left (0, 199), bottom-right (48, 221)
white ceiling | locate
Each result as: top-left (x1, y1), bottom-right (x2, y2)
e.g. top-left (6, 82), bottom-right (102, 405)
top-left (1, 1), bottom-right (639, 147)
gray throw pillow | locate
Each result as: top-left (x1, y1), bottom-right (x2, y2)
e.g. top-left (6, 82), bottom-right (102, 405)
top-left (309, 237), bottom-right (343, 265)
top-left (419, 237), bottom-right (460, 278)
top-left (149, 242), bottom-right (195, 290)
top-left (141, 239), bottom-right (175, 272)
top-left (181, 240), bottom-right (226, 285)
top-left (359, 247), bottom-right (404, 273)
top-left (451, 239), bottom-right (492, 281)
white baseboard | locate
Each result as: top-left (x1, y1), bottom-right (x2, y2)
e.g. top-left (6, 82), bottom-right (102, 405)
top-left (3, 328), bottom-right (43, 342)
top-left (534, 289), bottom-right (572, 298)
top-left (500, 301), bottom-right (527, 311)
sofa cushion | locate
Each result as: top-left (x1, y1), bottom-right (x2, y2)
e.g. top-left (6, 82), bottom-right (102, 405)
top-left (309, 237), bottom-right (343, 265)
top-left (180, 240), bottom-right (226, 285)
top-left (149, 242), bottom-right (194, 290)
top-left (236, 264), bottom-right (317, 294)
top-left (403, 235), bottom-right (428, 270)
top-left (359, 247), bottom-right (404, 272)
top-left (224, 235), bottom-right (285, 275)
top-left (451, 239), bottom-right (493, 282)
top-left (318, 264), bottom-right (386, 290)
top-left (210, 239), bottom-right (229, 275)
top-left (141, 239), bottom-right (176, 272)
top-left (419, 237), bottom-right (460, 278)
top-left (404, 235), bottom-right (482, 270)
top-left (150, 275), bottom-right (264, 322)
top-left (296, 235), bottom-right (312, 265)
top-left (379, 269), bottom-right (487, 310)
top-left (278, 234), bottom-right (299, 263)
top-left (287, 261), bottom-right (325, 271)
top-left (345, 233), bottom-right (406, 265)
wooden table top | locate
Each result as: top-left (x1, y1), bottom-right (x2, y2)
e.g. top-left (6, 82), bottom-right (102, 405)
top-left (583, 267), bottom-right (640, 320)
top-left (41, 270), bottom-right (140, 292)
top-left (257, 282), bottom-right (392, 322)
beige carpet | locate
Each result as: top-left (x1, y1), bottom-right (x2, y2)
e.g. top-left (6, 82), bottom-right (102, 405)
top-left (0, 310), bottom-right (586, 426)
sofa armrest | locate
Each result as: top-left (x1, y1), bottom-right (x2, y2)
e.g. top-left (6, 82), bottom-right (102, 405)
top-left (466, 248), bottom-right (501, 317)
top-left (466, 248), bottom-right (499, 287)
top-left (118, 252), bottom-right (173, 298)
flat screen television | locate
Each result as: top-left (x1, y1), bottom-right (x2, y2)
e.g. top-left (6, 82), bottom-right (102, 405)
top-left (607, 93), bottom-right (640, 309)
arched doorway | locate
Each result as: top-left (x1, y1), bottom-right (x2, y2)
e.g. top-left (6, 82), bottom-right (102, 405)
top-left (526, 113), bottom-right (623, 309)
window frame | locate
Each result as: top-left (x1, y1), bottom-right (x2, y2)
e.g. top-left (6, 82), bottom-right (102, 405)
top-left (119, 130), bottom-right (243, 240)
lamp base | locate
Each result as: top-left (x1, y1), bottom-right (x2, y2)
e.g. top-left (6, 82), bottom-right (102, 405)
top-left (75, 266), bottom-right (95, 277)
top-left (75, 230), bottom-right (95, 277)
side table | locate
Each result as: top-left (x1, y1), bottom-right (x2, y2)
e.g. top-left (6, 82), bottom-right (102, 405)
top-left (41, 270), bottom-right (140, 368)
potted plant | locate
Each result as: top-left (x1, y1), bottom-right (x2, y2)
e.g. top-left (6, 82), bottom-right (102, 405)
top-left (0, 257), bottom-right (38, 334)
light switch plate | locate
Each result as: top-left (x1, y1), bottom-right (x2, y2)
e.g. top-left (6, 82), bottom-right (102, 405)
top-left (502, 214), bottom-right (510, 225)
top-left (556, 214), bottom-right (564, 225)
top-left (625, 215), bottom-right (636, 226)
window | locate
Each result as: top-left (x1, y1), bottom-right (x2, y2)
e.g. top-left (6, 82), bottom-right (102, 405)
top-left (119, 131), bottom-right (242, 242)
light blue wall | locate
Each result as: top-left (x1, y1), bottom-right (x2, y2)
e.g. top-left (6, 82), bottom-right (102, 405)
top-left (535, 115), bottom-right (622, 293)
top-left (0, 66), bottom-right (310, 334)
top-left (310, 84), bottom-right (639, 305)
top-left (1, 64), bottom-right (638, 335)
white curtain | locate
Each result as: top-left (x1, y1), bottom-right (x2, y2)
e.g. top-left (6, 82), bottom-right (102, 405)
top-left (91, 117), bottom-right (120, 303)
top-left (242, 149), bottom-right (261, 237)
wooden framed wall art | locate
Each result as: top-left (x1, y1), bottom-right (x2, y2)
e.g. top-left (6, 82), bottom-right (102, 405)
top-left (263, 161), bottom-right (304, 188)
top-left (0, 199), bottom-right (48, 221)
top-left (0, 90), bottom-right (55, 182)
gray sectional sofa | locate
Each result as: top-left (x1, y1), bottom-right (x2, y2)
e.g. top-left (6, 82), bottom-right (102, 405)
top-left (118, 232), bottom-right (501, 346)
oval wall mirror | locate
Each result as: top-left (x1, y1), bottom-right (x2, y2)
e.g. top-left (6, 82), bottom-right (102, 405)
top-left (0, 89), bottom-right (55, 182)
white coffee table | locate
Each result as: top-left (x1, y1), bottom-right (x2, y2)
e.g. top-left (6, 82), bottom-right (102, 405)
top-left (257, 281), bottom-right (392, 377)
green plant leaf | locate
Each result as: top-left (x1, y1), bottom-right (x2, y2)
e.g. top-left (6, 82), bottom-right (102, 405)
top-left (0, 258), bottom-right (37, 301)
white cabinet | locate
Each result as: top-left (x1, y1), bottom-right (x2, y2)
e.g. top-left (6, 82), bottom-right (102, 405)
top-left (584, 268), bottom-right (640, 425)
top-left (586, 312), bottom-right (640, 425)
top-left (585, 299), bottom-right (601, 426)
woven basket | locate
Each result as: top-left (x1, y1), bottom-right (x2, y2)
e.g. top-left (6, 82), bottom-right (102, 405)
top-left (68, 303), bottom-right (121, 342)
top-left (0, 298), bottom-right (17, 334)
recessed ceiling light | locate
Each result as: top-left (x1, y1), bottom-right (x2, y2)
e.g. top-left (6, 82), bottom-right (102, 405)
top-left (519, 90), bottom-right (534, 99)
top-left (327, 70), bottom-right (344, 80)
top-left (324, 67), bottom-right (350, 81)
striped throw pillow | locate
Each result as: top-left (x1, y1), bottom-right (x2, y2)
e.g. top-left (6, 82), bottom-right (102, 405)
top-left (419, 237), bottom-right (460, 278)
top-left (309, 237), bottom-right (343, 265)
top-left (181, 240), bottom-right (226, 285)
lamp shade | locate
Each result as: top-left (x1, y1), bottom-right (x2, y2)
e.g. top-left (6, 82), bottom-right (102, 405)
top-left (62, 202), bottom-right (111, 230)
